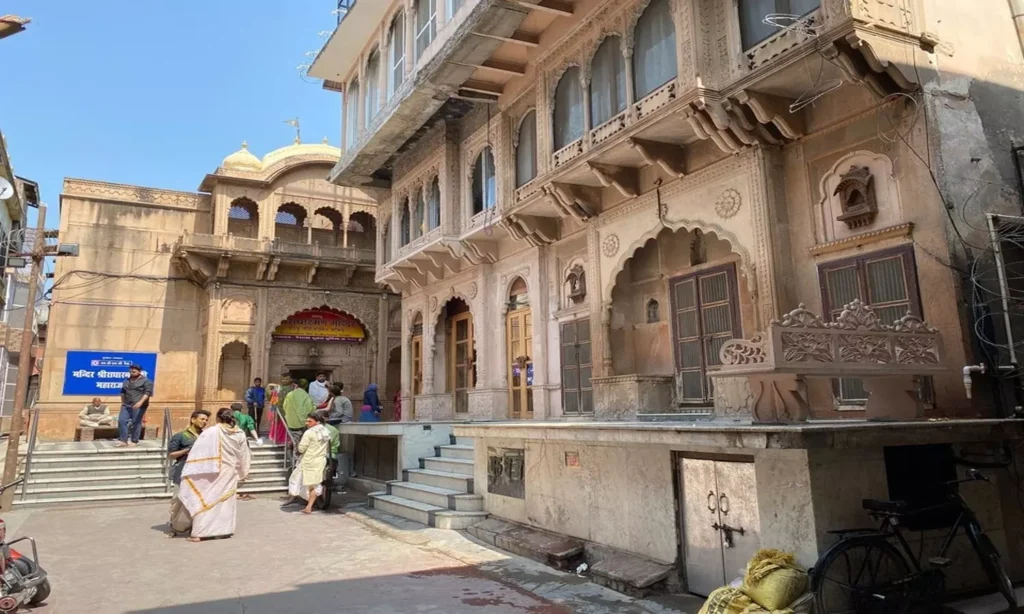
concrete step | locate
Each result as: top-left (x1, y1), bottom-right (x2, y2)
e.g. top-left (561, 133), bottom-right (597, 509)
top-left (386, 481), bottom-right (484, 512)
top-left (454, 436), bottom-right (474, 447)
top-left (24, 462), bottom-right (166, 477)
top-left (22, 473), bottom-right (167, 489)
top-left (367, 493), bottom-right (487, 530)
top-left (239, 475), bottom-right (288, 494)
top-left (404, 468), bottom-right (474, 493)
top-left (13, 492), bottom-right (172, 508)
top-left (17, 481), bottom-right (170, 501)
top-left (23, 453), bottom-right (164, 467)
top-left (422, 457), bottom-right (475, 476)
top-left (467, 518), bottom-right (585, 572)
top-left (436, 444), bottom-right (474, 460)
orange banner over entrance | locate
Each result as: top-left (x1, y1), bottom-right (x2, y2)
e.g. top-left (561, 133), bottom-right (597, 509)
top-left (272, 308), bottom-right (365, 343)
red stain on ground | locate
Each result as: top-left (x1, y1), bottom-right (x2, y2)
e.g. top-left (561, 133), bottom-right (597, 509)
top-left (409, 566), bottom-right (572, 613)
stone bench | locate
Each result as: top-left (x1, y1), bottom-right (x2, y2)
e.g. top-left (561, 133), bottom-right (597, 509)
top-left (710, 300), bottom-right (945, 423)
top-left (77, 425), bottom-right (159, 442)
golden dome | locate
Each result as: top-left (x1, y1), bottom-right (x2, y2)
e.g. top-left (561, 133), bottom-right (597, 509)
top-left (222, 141), bottom-right (261, 171)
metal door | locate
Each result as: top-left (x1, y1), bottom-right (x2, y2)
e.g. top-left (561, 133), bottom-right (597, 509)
top-left (680, 457), bottom-right (760, 596)
top-left (681, 458), bottom-right (723, 596)
top-left (714, 461), bottom-right (761, 582)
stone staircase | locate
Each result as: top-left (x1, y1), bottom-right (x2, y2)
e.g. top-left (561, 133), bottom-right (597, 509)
top-left (14, 440), bottom-right (289, 507)
top-left (368, 435), bottom-right (487, 530)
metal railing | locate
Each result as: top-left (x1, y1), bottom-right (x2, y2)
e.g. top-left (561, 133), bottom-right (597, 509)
top-left (161, 407), bottom-right (173, 492)
top-left (18, 404), bottom-right (41, 501)
top-left (336, 0), bottom-right (357, 24)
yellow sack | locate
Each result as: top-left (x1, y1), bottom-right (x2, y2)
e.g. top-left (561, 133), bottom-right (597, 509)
top-left (741, 549), bottom-right (809, 611)
top-left (699, 587), bottom-right (756, 614)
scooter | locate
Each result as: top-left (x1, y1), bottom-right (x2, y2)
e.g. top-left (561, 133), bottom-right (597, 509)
top-left (0, 479), bottom-right (50, 613)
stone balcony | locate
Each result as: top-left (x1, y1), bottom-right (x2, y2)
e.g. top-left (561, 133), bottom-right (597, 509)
top-left (173, 231), bottom-right (375, 285)
top-left (378, 224), bottom-right (501, 291)
top-left (313, 0), bottom-right (539, 187)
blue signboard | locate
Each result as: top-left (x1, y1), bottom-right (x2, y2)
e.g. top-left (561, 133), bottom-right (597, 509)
top-left (62, 351), bottom-right (158, 396)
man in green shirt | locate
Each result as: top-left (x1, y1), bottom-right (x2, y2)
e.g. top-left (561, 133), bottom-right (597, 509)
top-left (229, 402), bottom-right (259, 443)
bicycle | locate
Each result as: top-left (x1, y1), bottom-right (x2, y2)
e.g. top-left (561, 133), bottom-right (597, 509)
top-left (810, 469), bottom-right (1017, 613)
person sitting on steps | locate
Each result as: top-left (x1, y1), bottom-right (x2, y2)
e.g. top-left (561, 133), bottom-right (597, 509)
top-left (79, 397), bottom-right (114, 428)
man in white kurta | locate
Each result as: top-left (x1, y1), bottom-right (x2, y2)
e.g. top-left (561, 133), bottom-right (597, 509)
top-left (179, 420), bottom-right (251, 541)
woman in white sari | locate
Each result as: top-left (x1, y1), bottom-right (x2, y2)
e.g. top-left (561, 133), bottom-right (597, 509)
top-left (285, 412), bottom-right (330, 514)
top-left (179, 408), bottom-right (252, 542)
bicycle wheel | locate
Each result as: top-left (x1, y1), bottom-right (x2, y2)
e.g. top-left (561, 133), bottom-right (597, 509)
top-left (967, 521), bottom-right (1017, 609)
top-left (812, 536), bottom-right (912, 614)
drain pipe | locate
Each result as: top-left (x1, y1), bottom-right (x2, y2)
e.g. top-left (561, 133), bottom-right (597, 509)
top-left (963, 364), bottom-right (987, 399)
top-left (1013, 0), bottom-right (1024, 64)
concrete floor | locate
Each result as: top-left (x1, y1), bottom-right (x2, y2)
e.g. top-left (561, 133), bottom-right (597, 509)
top-left (5, 494), bottom-right (704, 614)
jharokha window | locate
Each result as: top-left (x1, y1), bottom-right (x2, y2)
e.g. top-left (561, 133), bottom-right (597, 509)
top-left (670, 265), bottom-right (742, 404)
top-left (738, 0), bottom-right (820, 49)
top-left (818, 245), bottom-right (922, 405)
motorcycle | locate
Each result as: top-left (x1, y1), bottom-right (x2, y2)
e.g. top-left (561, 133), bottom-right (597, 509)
top-left (0, 479), bottom-right (50, 613)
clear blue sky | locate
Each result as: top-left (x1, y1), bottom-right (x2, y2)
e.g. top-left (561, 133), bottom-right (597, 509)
top-left (1, 1), bottom-right (342, 229)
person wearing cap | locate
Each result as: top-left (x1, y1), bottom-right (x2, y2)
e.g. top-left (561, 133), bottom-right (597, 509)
top-left (116, 364), bottom-right (154, 447)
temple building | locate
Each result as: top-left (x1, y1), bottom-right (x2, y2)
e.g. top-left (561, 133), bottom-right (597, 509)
top-left (309, 0), bottom-right (1024, 595)
top-left (37, 139), bottom-right (400, 438)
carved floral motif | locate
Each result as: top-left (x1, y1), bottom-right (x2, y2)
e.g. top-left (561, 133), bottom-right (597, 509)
top-left (775, 304), bottom-right (826, 328)
top-left (601, 234), bottom-right (620, 257)
top-left (781, 332), bottom-right (834, 363)
top-left (720, 334), bottom-right (767, 365)
top-left (714, 188), bottom-right (742, 219)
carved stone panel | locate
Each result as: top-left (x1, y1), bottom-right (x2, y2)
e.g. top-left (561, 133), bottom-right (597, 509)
top-left (817, 151), bottom-right (901, 244)
top-left (487, 447), bottom-right (525, 499)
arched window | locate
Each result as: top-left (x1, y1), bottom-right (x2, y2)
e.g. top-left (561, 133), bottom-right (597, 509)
top-left (346, 79), bottom-right (360, 148)
top-left (590, 36), bottom-right (627, 126)
top-left (400, 199), bottom-right (411, 246)
top-left (227, 198), bottom-right (259, 239)
top-left (388, 12), bottom-right (406, 98)
top-left (646, 298), bottom-right (660, 323)
top-left (412, 189), bottom-right (425, 239)
top-left (428, 176), bottom-right (441, 230)
top-left (471, 147), bottom-right (496, 215)
top-left (515, 111), bottom-right (537, 187)
top-left (275, 203), bottom-right (307, 244)
top-left (365, 49), bottom-right (381, 124)
top-left (415, 0), bottom-right (437, 60)
top-left (553, 67), bottom-right (584, 150)
top-left (633, 0), bottom-right (677, 99)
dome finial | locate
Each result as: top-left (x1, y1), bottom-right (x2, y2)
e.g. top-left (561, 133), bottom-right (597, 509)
top-left (241, 140), bottom-right (249, 149)
top-left (322, 136), bottom-right (329, 145)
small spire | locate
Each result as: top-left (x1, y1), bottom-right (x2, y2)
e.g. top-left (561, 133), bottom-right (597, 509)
top-left (241, 140), bottom-right (249, 149)
top-left (294, 135), bottom-right (301, 145)
top-left (322, 136), bottom-right (329, 145)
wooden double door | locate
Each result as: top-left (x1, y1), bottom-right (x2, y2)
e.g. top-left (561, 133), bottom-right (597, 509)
top-left (447, 311), bottom-right (474, 414)
top-left (506, 307), bottom-right (534, 419)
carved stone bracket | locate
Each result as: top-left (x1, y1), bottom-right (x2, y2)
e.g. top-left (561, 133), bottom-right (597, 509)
top-left (587, 162), bottom-right (637, 197)
top-left (711, 300), bottom-right (943, 422)
top-left (501, 214), bottom-right (559, 247)
top-left (627, 138), bottom-right (686, 178)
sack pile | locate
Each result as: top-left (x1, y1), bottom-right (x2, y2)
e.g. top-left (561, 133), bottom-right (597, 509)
top-left (698, 549), bottom-right (811, 614)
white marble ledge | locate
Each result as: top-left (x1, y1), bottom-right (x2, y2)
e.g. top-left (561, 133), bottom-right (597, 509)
top-left (335, 421), bottom-right (471, 436)
top-left (451, 418), bottom-right (1024, 450)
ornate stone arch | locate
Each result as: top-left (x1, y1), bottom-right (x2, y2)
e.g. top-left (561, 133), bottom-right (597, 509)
top-left (602, 218), bottom-right (757, 305)
top-left (511, 106), bottom-right (538, 148)
top-left (218, 335), bottom-right (252, 352)
top-left (262, 159), bottom-right (336, 185)
top-left (548, 61), bottom-right (585, 121)
top-left (582, 29), bottom-right (627, 83)
top-left (625, 0), bottom-right (679, 52)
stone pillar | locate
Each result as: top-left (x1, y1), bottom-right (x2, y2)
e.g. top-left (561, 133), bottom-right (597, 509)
top-left (422, 316), bottom-right (436, 393)
top-left (405, 0), bottom-right (416, 73)
top-left (377, 293), bottom-right (389, 399)
top-left (601, 301), bottom-right (614, 377)
top-left (343, 203), bottom-right (350, 248)
top-left (623, 45), bottom-right (636, 117)
top-left (581, 73), bottom-right (592, 148)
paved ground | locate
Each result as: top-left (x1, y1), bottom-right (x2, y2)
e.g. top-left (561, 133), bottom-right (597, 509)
top-left (4, 494), bottom-right (704, 614)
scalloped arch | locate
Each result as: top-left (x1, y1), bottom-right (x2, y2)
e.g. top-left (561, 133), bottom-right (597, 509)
top-left (583, 32), bottom-right (626, 82)
top-left (602, 218), bottom-right (757, 302)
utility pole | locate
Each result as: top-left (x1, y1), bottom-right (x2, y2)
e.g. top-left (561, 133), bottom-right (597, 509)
top-left (0, 204), bottom-right (46, 511)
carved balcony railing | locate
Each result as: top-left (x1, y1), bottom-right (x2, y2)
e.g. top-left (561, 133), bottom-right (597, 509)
top-left (178, 231), bottom-right (375, 263)
top-left (710, 300), bottom-right (944, 423)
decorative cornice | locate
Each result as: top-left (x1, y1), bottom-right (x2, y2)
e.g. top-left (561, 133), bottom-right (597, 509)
top-left (808, 222), bottom-right (914, 257)
top-left (63, 178), bottom-right (209, 211)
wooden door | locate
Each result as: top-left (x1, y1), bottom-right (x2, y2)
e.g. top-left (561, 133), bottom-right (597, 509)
top-left (411, 334), bottom-right (422, 420)
top-left (447, 312), bottom-right (473, 414)
top-left (560, 318), bottom-right (593, 415)
top-left (506, 308), bottom-right (534, 419)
